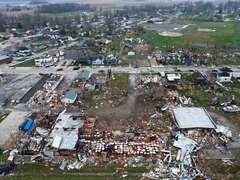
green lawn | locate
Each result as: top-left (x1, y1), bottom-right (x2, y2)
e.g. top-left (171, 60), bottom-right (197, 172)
top-left (4, 176), bottom-right (139, 180)
top-left (106, 38), bottom-right (121, 54)
top-left (137, 29), bottom-right (183, 50)
top-left (15, 59), bottom-right (35, 67)
top-left (140, 20), bottom-right (240, 50)
top-left (5, 163), bottom-right (143, 180)
top-left (82, 73), bottom-right (129, 107)
top-left (178, 19), bottom-right (240, 48)
top-left (206, 159), bottom-right (240, 179)
top-left (110, 73), bottom-right (129, 94)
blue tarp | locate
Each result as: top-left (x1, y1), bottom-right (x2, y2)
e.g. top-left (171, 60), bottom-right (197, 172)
top-left (19, 118), bottom-right (33, 132)
top-left (0, 162), bottom-right (15, 174)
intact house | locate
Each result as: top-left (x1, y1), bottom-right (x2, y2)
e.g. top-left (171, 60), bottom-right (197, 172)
top-left (35, 56), bottom-right (55, 67)
top-left (217, 72), bottom-right (232, 83)
top-left (92, 57), bottom-right (104, 66)
top-left (64, 49), bottom-right (91, 65)
top-left (192, 71), bottom-right (207, 85)
top-left (166, 73), bottom-right (181, 83)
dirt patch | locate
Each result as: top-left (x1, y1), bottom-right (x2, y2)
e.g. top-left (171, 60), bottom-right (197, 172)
top-left (209, 110), bottom-right (240, 133)
top-left (198, 28), bottom-right (216, 32)
top-left (88, 94), bottom-right (155, 130)
top-left (87, 74), bottom-right (161, 130)
top-left (159, 32), bottom-right (183, 37)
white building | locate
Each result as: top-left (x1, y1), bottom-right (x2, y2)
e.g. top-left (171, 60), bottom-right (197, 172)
top-left (166, 73), bottom-right (181, 82)
top-left (35, 56), bottom-right (55, 67)
top-left (217, 72), bottom-right (232, 83)
top-left (128, 51), bottom-right (136, 56)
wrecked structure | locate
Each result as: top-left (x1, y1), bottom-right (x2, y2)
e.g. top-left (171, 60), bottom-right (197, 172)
top-left (49, 110), bottom-right (84, 156)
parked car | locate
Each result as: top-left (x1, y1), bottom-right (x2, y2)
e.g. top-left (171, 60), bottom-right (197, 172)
top-left (73, 66), bottom-right (80, 70)
top-left (56, 68), bottom-right (63, 71)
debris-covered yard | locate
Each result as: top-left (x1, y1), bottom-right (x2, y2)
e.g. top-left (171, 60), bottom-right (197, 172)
top-left (0, 70), bottom-right (240, 179)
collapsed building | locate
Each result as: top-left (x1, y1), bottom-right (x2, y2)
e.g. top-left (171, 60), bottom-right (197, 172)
top-left (49, 110), bottom-right (84, 156)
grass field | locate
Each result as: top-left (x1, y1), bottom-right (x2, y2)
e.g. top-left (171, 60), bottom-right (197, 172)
top-left (3, 176), bottom-right (139, 180)
top-left (15, 59), bottom-right (35, 67)
top-left (140, 19), bottom-right (240, 50)
top-left (206, 159), bottom-right (240, 179)
top-left (4, 163), bottom-right (143, 180)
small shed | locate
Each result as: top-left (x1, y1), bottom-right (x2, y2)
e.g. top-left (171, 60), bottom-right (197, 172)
top-left (79, 70), bottom-right (90, 80)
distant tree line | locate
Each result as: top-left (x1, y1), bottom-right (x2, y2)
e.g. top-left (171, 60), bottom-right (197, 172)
top-left (38, 3), bottom-right (95, 14)
top-left (0, 13), bottom-right (74, 31)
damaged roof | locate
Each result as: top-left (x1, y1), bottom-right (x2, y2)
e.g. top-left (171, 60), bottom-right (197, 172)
top-left (172, 107), bottom-right (216, 129)
top-left (50, 109), bottom-right (84, 150)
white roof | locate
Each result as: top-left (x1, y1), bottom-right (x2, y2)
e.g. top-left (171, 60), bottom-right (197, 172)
top-left (52, 136), bottom-right (62, 149)
top-left (166, 73), bottom-right (181, 81)
top-left (172, 107), bottom-right (216, 129)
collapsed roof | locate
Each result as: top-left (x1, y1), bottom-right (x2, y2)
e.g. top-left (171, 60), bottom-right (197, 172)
top-left (50, 109), bottom-right (84, 150)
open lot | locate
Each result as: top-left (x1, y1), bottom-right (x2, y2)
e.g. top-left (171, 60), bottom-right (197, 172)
top-left (0, 111), bottom-right (30, 148)
top-left (0, 74), bottom-right (41, 106)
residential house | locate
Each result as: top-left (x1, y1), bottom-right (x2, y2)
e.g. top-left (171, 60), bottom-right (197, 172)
top-left (35, 56), bottom-right (56, 67)
top-left (61, 89), bottom-right (78, 104)
top-left (79, 70), bottom-right (90, 80)
top-left (192, 71), bottom-right (207, 85)
top-left (166, 73), bottom-right (181, 83)
top-left (92, 57), bottom-right (104, 65)
top-left (217, 72), bottom-right (232, 83)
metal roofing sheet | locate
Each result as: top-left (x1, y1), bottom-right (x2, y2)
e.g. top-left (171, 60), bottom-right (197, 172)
top-left (172, 107), bottom-right (216, 129)
top-left (52, 136), bottom-right (62, 149)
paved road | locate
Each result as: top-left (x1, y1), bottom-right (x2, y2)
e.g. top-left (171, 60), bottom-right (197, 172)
top-left (0, 65), bottom-right (240, 75)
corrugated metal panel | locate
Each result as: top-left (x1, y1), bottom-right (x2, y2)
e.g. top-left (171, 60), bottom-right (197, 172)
top-left (172, 107), bottom-right (216, 129)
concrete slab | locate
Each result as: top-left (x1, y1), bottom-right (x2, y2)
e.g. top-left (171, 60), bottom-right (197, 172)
top-left (0, 111), bottom-right (30, 147)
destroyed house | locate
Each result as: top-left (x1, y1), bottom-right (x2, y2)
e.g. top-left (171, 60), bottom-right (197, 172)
top-left (49, 110), bottom-right (84, 156)
top-left (172, 107), bottom-right (216, 129)
top-left (0, 56), bottom-right (13, 65)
